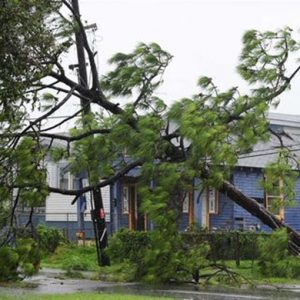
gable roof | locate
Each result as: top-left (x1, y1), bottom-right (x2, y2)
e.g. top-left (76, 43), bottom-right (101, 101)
top-left (237, 113), bottom-right (300, 169)
top-left (237, 132), bottom-right (300, 169)
top-left (268, 112), bottom-right (300, 129)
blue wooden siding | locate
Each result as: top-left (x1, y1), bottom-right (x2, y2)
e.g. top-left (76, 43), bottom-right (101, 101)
top-left (233, 168), bottom-right (264, 198)
top-left (231, 168), bottom-right (270, 231)
top-left (32, 167), bottom-right (300, 236)
top-left (284, 179), bottom-right (300, 231)
top-left (194, 168), bottom-right (300, 232)
top-left (210, 192), bottom-right (234, 230)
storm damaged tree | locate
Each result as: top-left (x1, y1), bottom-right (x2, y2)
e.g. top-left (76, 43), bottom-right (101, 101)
top-left (2, 0), bottom-right (300, 277)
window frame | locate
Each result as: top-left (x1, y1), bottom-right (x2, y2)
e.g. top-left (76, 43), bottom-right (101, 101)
top-left (207, 187), bottom-right (219, 215)
top-left (264, 177), bottom-right (284, 220)
top-left (122, 185), bottom-right (129, 214)
top-left (182, 192), bottom-right (190, 213)
top-left (58, 171), bottom-right (73, 190)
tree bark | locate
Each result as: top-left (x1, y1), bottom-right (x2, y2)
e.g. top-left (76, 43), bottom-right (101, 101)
top-left (221, 180), bottom-right (300, 255)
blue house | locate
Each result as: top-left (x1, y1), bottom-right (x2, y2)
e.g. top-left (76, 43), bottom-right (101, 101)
top-left (195, 112), bottom-right (300, 232)
top-left (17, 113), bottom-right (300, 239)
top-left (110, 112), bottom-right (300, 233)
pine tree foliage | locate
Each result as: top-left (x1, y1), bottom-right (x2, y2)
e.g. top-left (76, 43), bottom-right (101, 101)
top-left (2, 0), bottom-right (300, 280)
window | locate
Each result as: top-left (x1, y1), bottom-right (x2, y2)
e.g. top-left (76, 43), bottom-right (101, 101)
top-left (122, 186), bottom-right (129, 214)
top-left (59, 169), bottom-right (73, 190)
top-left (207, 187), bottom-right (219, 214)
top-left (265, 177), bottom-right (284, 219)
top-left (59, 172), bottom-right (69, 189)
top-left (182, 193), bottom-right (189, 213)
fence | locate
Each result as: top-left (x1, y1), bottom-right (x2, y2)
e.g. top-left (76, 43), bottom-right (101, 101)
top-left (15, 212), bottom-right (106, 241)
top-left (15, 211), bottom-right (269, 264)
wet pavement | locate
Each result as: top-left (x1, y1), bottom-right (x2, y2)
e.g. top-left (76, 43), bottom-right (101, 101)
top-left (1, 268), bottom-right (300, 299)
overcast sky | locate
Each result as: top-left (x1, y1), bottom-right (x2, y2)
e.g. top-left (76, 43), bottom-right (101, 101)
top-left (57, 0), bottom-right (300, 128)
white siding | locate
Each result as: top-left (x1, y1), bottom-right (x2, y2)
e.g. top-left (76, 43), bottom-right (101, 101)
top-left (47, 161), bottom-right (58, 188)
top-left (45, 162), bottom-right (111, 222)
top-left (46, 161), bottom-right (77, 221)
top-left (46, 193), bottom-right (77, 221)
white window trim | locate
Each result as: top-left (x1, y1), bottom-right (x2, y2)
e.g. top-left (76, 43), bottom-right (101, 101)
top-left (182, 192), bottom-right (189, 213)
top-left (122, 186), bottom-right (129, 214)
top-left (265, 177), bottom-right (284, 219)
top-left (207, 187), bottom-right (219, 214)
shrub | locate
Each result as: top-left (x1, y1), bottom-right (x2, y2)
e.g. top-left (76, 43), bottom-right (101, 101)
top-left (108, 228), bottom-right (210, 283)
top-left (258, 228), bottom-right (300, 278)
top-left (36, 224), bottom-right (66, 254)
top-left (107, 228), bottom-right (150, 265)
top-left (0, 238), bottom-right (41, 281)
top-left (108, 228), bottom-right (186, 282)
top-left (0, 247), bottom-right (19, 280)
top-left (182, 231), bottom-right (266, 260)
top-left (141, 230), bottom-right (184, 283)
top-left (182, 242), bottom-right (210, 282)
top-left (16, 238), bottom-right (41, 276)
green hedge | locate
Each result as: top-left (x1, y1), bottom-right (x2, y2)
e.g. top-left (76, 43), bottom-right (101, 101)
top-left (108, 229), bottom-right (269, 263)
top-left (182, 231), bottom-right (270, 260)
top-left (108, 228), bottom-right (151, 264)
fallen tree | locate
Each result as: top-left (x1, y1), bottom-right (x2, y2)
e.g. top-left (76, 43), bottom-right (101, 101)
top-left (1, 0), bottom-right (300, 258)
top-left (222, 180), bottom-right (300, 254)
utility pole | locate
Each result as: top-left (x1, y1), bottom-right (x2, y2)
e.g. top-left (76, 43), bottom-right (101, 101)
top-left (71, 0), bottom-right (109, 266)
top-left (71, 0), bottom-right (90, 114)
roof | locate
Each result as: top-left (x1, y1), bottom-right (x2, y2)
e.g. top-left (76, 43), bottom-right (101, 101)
top-left (40, 114), bottom-right (300, 170)
top-left (237, 113), bottom-right (300, 168)
top-left (267, 112), bottom-right (300, 129)
top-left (237, 130), bottom-right (300, 169)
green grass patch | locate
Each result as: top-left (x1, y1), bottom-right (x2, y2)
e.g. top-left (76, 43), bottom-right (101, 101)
top-left (224, 260), bottom-right (300, 284)
top-left (0, 292), bottom-right (173, 300)
top-left (42, 244), bottom-right (99, 272)
top-left (42, 244), bottom-right (300, 285)
top-left (42, 244), bottom-right (136, 282)
top-left (0, 281), bottom-right (38, 289)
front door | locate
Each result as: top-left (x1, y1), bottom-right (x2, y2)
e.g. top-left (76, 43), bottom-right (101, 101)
top-left (124, 183), bottom-right (146, 231)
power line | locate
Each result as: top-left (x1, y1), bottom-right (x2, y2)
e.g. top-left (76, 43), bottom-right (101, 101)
top-left (29, 115), bottom-right (80, 121)
top-left (238, 147), bottom-right (300, 159)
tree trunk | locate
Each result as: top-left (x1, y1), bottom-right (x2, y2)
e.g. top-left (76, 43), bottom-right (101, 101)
top-left (221, 180), bottom-right (300, 255)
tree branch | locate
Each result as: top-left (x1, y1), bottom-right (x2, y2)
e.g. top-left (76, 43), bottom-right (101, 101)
top-left (26, 87), bottom-right (75, 130)
top-left (45, 159), bottom-right (143, 203)
top-left (38, 129), bottom-right (111, 142)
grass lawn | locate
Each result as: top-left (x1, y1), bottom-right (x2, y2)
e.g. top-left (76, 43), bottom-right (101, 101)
top-left (42, 243), bottom-right (99, 272)
top-left (42, 244), bottom-right (300, 285)
top-left (0, 293), bottom-right (173, 300)
top-left (225, 260), bottom-right (300, 285)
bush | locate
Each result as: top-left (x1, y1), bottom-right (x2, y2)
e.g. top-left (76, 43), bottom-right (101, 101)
top-left (183, 242), bottom-right (210, 282)
top-left (141, 230), bottom-right (184, 283)
top-left (0, 238), bottom-right (41, 281)
top-left (108, 229), bottom-right (186, 282)
top-left (258, 228), bottom-right (300, 278)
top-left (0, 247), bottom-right (19, 280)
top-left (107, 228), bottom-right (151, 265)
top-left (182, 231), bottom-right (267, 260)
top-left (108, 228), bottom-right (211, 283)
top-left (36, 224), bottom-right (66, 254)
